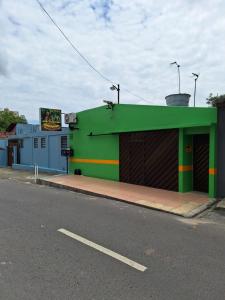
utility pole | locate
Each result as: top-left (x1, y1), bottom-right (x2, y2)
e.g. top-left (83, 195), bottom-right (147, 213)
top-left (178, 65), bottom-right (181, 94)
top-left (117, 84), bottom-right (120, 104)
top-left (192, 73), bottom-right (199, 107)
top-left (170, 62), bottom-right (181, 94)
top-left (110, 84), bottom-right (120, 104)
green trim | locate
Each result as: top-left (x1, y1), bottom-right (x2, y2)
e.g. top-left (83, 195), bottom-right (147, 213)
top-left (184, 126), bottom-right (210, 135)
top-left (178, 129), bottom-right (193, 193)
top-left (180, 125), bottom-right (217, 197)
top-left (178, 129), bottom-right (184, 193)
top-left (209, 124), bottom-right (217, 198)
top-left (90, 124), bottom-right (216, 136)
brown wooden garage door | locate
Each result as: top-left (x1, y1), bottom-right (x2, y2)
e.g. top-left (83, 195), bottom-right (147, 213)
top-left (120, 129), bottom-right (179, 191)
top-left (193, 134), bottom-right (209, 193)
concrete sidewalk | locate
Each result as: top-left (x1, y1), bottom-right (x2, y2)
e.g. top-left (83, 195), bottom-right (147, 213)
top-left (0, 167), bottom-right (57, 183)
top-left (37, 175), bottom-right (216, 217)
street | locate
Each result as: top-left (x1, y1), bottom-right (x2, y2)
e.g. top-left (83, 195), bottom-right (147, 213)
top-left (0, 179), bottom-right (225, 300)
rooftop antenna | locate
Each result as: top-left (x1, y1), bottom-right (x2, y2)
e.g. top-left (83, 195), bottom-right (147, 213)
top-left (192, 73), bottom-right (199, 107)
top-left (170, 61), bottom-right (181, 94)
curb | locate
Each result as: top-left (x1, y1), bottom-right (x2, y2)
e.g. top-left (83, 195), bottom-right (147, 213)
top-left (183, 199), bottom-right (218, 218)
top-left (214, 199), bottom-right (225, 211)
top-left (37, 178), bottom-right (214, 218)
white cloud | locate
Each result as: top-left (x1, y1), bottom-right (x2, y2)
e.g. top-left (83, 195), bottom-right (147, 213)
top-left (0, 0), bottom-right (225, 121)
top-left (0, 50), bottom-right (7, 76)
top-left (0, 0), bottom-right (8, 76)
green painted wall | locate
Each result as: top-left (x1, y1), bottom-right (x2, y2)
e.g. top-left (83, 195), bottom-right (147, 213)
top-left (69, 133), bottom-right (119, 180)
top-left (178, 129), bottom-right (193, 193)
top-left (78, 104), bottom-right (216, 135)
top-left (69, 104), bottom-right (217, 191)
top-left (179, 125), bottom-right (217, 198)
top-left (184, 126), bottom-right (210, 135)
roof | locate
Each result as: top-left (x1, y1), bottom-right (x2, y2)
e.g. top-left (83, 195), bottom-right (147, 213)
top-left (75, 104), bottom-right (217, 135)
top-left (0, 132), bottom-right (8, 138)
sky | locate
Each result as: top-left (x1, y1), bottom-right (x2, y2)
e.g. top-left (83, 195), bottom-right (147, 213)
top-left (0, 0), bottom-right (225, 122)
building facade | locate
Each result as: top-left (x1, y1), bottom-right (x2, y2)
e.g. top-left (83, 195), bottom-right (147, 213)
top-left (0, 123), bottom-right (69, 173)
top-left (69, 104), bottom-right (217, 198)
top-left (0, 139), bottom-right (8, 167)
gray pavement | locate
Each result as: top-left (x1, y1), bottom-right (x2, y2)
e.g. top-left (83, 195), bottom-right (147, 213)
top-left (0, 167), bottom-right (56, 182)
top-left (201, 206), bottom-right (225, 225)
top-left (0, 178), bottom-right (225, 300)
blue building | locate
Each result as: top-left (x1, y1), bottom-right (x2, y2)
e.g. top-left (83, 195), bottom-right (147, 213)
top-left (0, 139), bottom-right (8, 167)
top-left (0, 123), bottom-right (69, 173)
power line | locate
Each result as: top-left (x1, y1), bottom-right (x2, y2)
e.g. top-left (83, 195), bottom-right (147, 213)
top-left (123, 87), bottom-right (152, 103)
top-left (35, 0), bottom-right (114, 85)
top-left (35, 0), bottom-right (152, 103)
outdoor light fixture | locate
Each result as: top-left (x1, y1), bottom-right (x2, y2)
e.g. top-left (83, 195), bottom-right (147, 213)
top-left (110, 85), bottom-right (117, 91)
top-left (192, 73), bottom-right (199, 107)
top-left (170, 61), bottom-right (181, 94)
top-left (110, 84), bottom-right (120, 104)
top-left (103, 100), bottom-right (115, 110)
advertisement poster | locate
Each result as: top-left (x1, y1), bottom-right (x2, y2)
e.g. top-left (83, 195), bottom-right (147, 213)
top-left (40, 108), bottom-right (62, 131)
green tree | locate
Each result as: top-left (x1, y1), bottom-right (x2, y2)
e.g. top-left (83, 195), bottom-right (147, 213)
top-left (0, 108), bottom-right (27, 131)
top-left (206, 93), bottom-right (225, 107)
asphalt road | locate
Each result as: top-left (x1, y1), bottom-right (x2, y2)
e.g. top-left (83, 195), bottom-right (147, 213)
top-left (0, 179), bottom-right (225, 300)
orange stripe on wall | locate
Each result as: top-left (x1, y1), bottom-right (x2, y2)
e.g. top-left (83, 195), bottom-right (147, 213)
top-left (179, 166), bottom-right (217, 174)
top-left (209, 168), bottom-right (217, 175)
top-left (178, 165), bottom-right (193, 172)
top-left (69, 158), bottom-right (119, 165)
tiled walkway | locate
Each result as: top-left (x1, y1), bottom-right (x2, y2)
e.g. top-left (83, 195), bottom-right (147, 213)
top-left (39, 175), bottom-right (213, 217)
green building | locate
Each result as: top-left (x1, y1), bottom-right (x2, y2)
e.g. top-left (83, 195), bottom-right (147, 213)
top-left (69, 104), bottom-right (218, 198)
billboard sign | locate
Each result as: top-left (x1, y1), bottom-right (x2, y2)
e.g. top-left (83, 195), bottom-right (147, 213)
top-left (40, 108), bottom-right (62, 131)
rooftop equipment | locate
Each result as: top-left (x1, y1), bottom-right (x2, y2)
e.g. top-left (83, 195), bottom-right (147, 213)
top-left (166, 61), bottom-right (190, 106)
top-left (165, 93), bottom-right (191, 106)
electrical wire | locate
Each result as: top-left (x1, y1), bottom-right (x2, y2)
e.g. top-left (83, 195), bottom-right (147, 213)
top-left (123, 87), bottom-right (152, 103)
top-left (35, 0), bottom-right (152, 103)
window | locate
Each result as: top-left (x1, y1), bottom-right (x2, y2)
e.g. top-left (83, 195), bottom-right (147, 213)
top-left (41, 137), bottom-right (46, 148)
top-left (61, 136), bottom-right (67, 149)
top-left (34, 138), bottom-right (38, 148)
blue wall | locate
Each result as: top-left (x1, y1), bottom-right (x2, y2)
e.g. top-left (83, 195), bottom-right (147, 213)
top-left (0, 139), bottom-right (8, 167)
top-left (20, 138), bottom-right (33, 165)
top-left (19, 135), bottom-right (67, 171)
top-left (7, 124), bottom-right (69, 173)
top-left (16, 124), bottom-right (39, 135)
